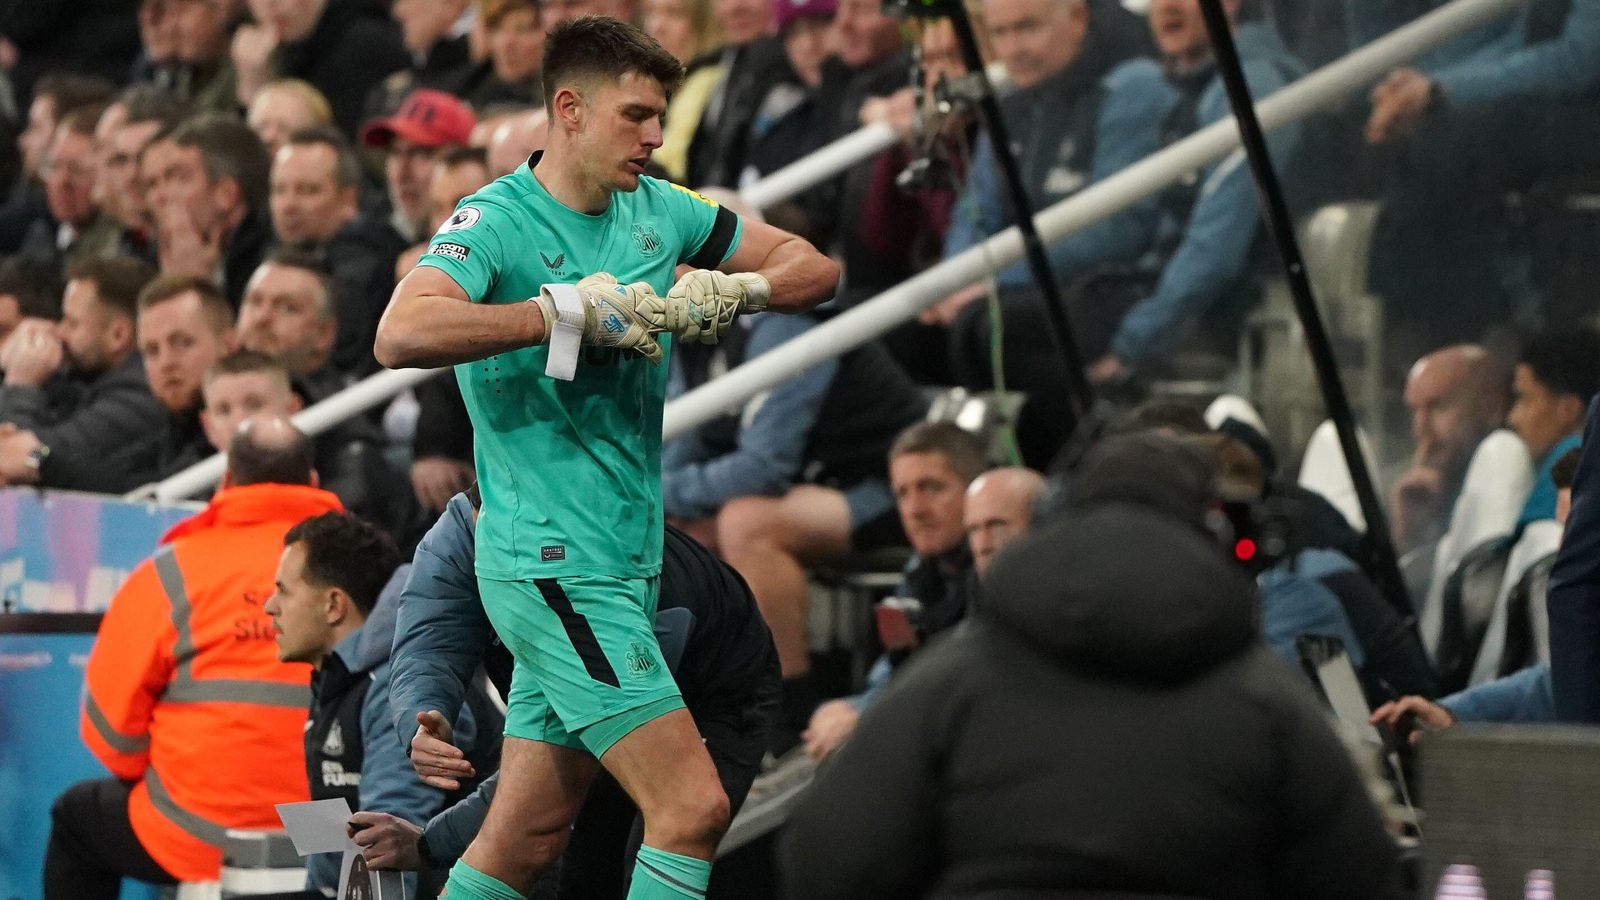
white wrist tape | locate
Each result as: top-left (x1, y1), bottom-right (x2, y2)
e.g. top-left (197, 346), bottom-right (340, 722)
top-left (541, 283), bottom-right (587, 381)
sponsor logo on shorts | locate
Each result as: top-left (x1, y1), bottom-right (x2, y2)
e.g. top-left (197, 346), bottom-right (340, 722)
top-left (322, 721), bottom-right (345, 756)
top-left (430, 242), bottom-right (471, 262)
top-left (632, 224), bottom-right (663, 257)
top-left (625, 641), bottom-right (658, 677)
top-left (441, 206), bottom-right (481, 232)
top-left (541, 545), bottom-right (566, 561)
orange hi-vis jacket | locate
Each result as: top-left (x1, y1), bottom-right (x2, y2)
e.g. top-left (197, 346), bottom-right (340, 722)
top-left (80, 483), bottom-right (345, 882)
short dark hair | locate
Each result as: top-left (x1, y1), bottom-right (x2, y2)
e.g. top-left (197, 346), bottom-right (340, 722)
top-left (1520, 324), bottom-right (1600, 403)
top-left (66, 257), bottom-right (157, 321)
top-left (283, 512), bottom-right (400, 616)
top-left (889, 420), bottom-right (988, 484)
top-left (205, 348), bottom-right (291, 387)
top-left (441, 145), bottom-right (489, 170)
top-left (226, 419), bottom-right (316, 487)
top-left (169, 112), bottom-right (272, 213)
top-left (117, 84), bottom-right (186, 130)
top-left (137, 273), bottom-right (235, 334)
top-left (58, 103), bottom-right (110, 138)
top-left (1553, 446), bottom-right (1582, 491)
top-left (542, 16), bottom-right (684, 113)
top-left (1115, 398), bottom-right (1210, 436)
top-left (32, 73), bottom-right (117, 117)
top-left (259, 246), bottom-right (336, 321)
top-left (283, 124), bottom-right (364, 191)
top-left (0, 255), bottom-right (65, 319)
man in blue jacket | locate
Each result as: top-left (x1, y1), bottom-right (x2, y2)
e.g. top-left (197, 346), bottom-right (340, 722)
top-left (264, 511), bottom-right (498, 898)
top-left (345, 488), bottom-right (780, 899)
top-left (1084, 0), bottom-right (1305, 386)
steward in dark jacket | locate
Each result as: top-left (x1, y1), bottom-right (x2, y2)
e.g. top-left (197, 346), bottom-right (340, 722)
top-left (780, 503), bottom-right (1406, 899)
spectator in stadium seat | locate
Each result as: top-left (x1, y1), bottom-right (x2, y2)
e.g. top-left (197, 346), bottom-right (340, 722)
top-left (366, 0), bottom-right (477, 121)
top-left (1508, 326), bottom-right (1600, 525)
top-left (0, 74), bottom-right (117, 255)
top-left (262, 511), bottom-right (458, 897)
top-left (800, 422), bottom-right (983, 760)
top-left (167, 0), bottom-right (245, 116)
top-left (46, 415), bottom-right (341, 900)
top-left (246, 78), bottom-right (334, 160)
top-left (781, 432), bottom-right (1406, 899)
top-left (94, 86), bottom-right (185, 257)
top-left (1364, 0), bottom-right (1600, 341)
top-left (671, 308), bottom-right (927, 731)
top-left (201, 349), bottom-right (408, 532)
top-left (21, 105), bottom-right (127, 269)
top-left (359, 89), bottom-right (477, 250)
top-left (463, 0), bottom-right (548, 111)
top-left (1390, 344), bottom-right (1512, 552)
top-left (237, 249), bottom-right (351, 396)
top-left (738, 0), bottom-right (836, 183)
top-left (964, 466), bottom-right (1046, 577)
top-left (130, 0), bottom-right (183, 94)
top-left (144, 113), bottom-right (274, 306)
top-left (135, 274), bottom-right (240, 480)
top-left (1371, 448), bottom-right (1578, 737)
top-left (0, 258), bottom-right (166, 493)
top-left (231, 0), bottom-right (410, 137)
top-left (684, 0), bottom-right (791, 188)
top-left (1078, 0), bottom-right (1305, 387)
top-left (269, 126), bottom-right (407, 375)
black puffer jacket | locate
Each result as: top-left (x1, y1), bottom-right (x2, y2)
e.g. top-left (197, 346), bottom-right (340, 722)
top-left (781, 504), bottom-right (1405, 900)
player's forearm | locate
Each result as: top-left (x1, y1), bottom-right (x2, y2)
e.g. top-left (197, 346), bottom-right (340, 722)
top-left (753, 239), bottom-right (840, 313)
top-left (376, 292), bottom-right (548, 369)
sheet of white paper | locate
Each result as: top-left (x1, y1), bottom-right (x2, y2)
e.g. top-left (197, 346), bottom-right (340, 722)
top-left (275, 798), bottom-right (358, 856)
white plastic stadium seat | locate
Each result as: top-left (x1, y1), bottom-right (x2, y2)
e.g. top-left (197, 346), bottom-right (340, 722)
top-left (1296, 418), bottom-right (1378, 532)
top-left (1466, 518), bottom-right (1564, 688)
top-left (1204, 394), bottom-right (1268, 436)
top-left (1418, 429), bottom-right (1535, 662)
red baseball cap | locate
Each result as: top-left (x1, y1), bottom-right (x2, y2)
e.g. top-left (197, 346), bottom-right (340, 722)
top-left (359, 89), bottom-right (478, 150)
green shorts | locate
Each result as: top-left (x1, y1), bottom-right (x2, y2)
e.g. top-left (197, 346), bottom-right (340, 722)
top-left (479, 574), bottom-right (685, 757)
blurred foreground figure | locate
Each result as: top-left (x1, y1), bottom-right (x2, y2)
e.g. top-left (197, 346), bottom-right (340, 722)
top-left (781, 435), bottom-right (1406, 900)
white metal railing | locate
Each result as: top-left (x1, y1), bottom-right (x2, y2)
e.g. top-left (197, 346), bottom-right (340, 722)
top-left (662, 0), bottom-right (1525, 440)
top-left (142, 0), bottom-right (1524, 501)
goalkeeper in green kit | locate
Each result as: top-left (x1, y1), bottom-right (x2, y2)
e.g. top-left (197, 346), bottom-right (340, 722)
top-left (374, 17), bottom-right (838, 900)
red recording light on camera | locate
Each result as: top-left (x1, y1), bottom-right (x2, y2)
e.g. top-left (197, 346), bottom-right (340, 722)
top-left (1234, 538), bottom-right (1257, 561)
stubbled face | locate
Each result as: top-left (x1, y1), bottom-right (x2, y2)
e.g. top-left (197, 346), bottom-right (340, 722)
top-left (270, 142), bottom-right (355, 245)
top-left (891, 451), bottom-right (969, 558)
top-left (58, 279), bottom-right (122, 376)
top-left (983, 0), bottom-right (1086, 90)
top-left (567, 74), bottom-right (668, 196)
top-left (202, 369), bottom-right (298, 450)
top-left (387, 138), bottom-right (446, 229)
top-left (147, 142), bottom-right (235, 243)
top-left (237, 261), bottom-right (334, 375)
top-left (489, 8), bottom-right (545, 83)
top-left (264, 542), bottom-right (333, 664)
top-left (138, 291), bottom-right (235, 414)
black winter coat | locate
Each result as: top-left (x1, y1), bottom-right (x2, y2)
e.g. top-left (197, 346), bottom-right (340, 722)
top-left (781, 503), bottom-right (1405, 900)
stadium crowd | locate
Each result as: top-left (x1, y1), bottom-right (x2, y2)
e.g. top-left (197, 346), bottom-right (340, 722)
top-left (2, 0), bottom-right (1598, 895)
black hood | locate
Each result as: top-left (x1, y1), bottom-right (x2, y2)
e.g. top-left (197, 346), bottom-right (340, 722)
top-left (982, 503), bottom-right (1258, 684)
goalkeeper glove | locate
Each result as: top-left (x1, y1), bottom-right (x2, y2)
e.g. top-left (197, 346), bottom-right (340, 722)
top-left (534, 273), bottom-right (665, 364)
top-left (658, 270), bottom-right (772, 345)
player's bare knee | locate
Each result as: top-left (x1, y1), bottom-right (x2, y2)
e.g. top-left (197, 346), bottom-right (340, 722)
top-left (651, 782), bottom-right (731, 848)
top-left (716, 496), bottom-right (782, 554)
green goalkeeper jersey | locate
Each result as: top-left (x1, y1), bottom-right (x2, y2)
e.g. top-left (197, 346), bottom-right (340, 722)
top-left (416, 154), bottom-right (742, 580)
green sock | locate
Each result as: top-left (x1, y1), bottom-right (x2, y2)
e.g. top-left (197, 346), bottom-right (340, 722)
top-left (442, 860), bottom-right (525, 900)
top-left (627, 844), bottom-right (712, 899)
